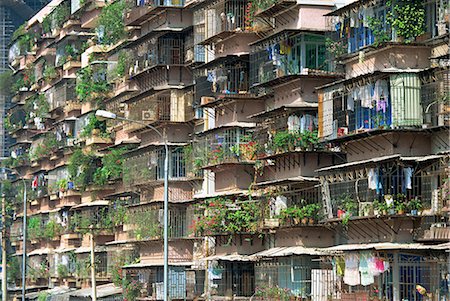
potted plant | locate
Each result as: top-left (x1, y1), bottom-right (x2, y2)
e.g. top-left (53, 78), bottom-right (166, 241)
top-left (395, 201), bottom-right (407, 215)
top-left (303, 203), bottom-right (321, 224)
top-left (407, 198), bottom-right (423, 216)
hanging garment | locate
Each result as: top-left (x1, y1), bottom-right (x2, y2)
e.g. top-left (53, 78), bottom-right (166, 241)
top-left (360, 85), bottom-right (372, 108)
top-left (373, 79), bottom-right (389, 101)
top-left (377, 99), bottom-right (387, 113)
top-left (336, 257), bottom-right (345, 276)
top-left (375, 168), bottom-right (383, 195)
top-left (403, 167), bottom-right (413, 190)
top-left (287, 115), bottom-right (300, 132)
top-left (32, 176), bottom-right (38, 190)
top-left (375, 258), bottom-right (385, 273)
top-left (368, 255), bottom-right (380, 276)
top-left (359, 252), bottom-right (374, 286)
top-left (350, 11), bottom-right (357, 28)
top-left (368, 168), bottom-right (377, 190)
top-left (344, 253), bottom-right (360, 286)
top-left (347, 87), bottom-right (360, 111)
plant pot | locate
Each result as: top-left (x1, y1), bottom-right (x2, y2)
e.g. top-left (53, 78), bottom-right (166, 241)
top-left (388, 209), bottom-right (396, 215)
top-left (301, 218), bottom-right (308, 225)
top-left (397, 209), bottom-right (405, 215)
top-left (293, 218), bottom-right (300, 225)
top-left (410, 209), bottom-right (418, 216)
top-left (308, 218), bottom-right (315, 225)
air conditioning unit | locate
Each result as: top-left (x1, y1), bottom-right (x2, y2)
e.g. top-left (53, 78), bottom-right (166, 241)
top-left (201, 96), bottom-right (215, 106)
top-left (142, 110), bottom-right (153, 121)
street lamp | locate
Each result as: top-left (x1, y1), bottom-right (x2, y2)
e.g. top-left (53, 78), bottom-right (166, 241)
top-left (95, 110), bottom-right (170, 301)
top-left (0, 167), bottom-right (26, 301)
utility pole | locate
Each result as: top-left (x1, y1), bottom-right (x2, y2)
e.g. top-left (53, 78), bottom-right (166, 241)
top-left (90, 226), bottom-right (97, 301)
top-left (2, 193), bottom-right (7, 301)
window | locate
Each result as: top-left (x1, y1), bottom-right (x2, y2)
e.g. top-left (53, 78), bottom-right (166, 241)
top-left (304, 35), bottom-right (328, 71)
top-left (156, 148), bottom-right (186, 180)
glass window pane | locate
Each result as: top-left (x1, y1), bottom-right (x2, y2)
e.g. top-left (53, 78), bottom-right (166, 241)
top-left (305, 44), bottom-right (317, 69)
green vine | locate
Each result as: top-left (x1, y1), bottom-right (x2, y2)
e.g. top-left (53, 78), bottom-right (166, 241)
top-left (96, 0), bottom-right (127, 45)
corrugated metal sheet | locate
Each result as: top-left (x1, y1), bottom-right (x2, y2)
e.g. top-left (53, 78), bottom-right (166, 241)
top-left (252, 246), bottom-right (331, 258)
top-left (390, 73), bottom-right (423, 127)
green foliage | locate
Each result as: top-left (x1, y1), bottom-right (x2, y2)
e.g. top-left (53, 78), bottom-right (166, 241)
top-left (53, 2), bottom-right (70, 28)
top-left (42, 16), bottom-right (52, 34)
top-left (279, 202), bottom-right (322, 224)
top-left (325, 38), bottom-right (347, 58)
top-left (368, 17), bottom-right (391, 47)
top-left (28, 216), bottom-right (44, 241)
top-left (270, 130), bottom-right (320, 153)
top-left (94, 147), bottom-right (128, 185)
top-left (386, 0), bottom-right (425, 42)
top-left (407, 198), bottom-right (423, 211)
top-left (76, 66), bottom-right (109, 102)
top-left (44, 219), bottom-right (63, 239)
top-left (96, 0), bottom-right (127, 45)
top-left (0, 71), bottom-right (13, 95)
top-left (123, 279), bottom-right (142, 301)
top-left (255, 286), bottom-right (295, 300)
top-left (192, 197), bottom-right (261, 236)
top-left (130, 210), bottom-right (161, 240)
top-left (37, 291), bottom-right (49, 301)
top-left (80, 115), bottom-right (108, 138)
top-left (116, 50), bottom-right (131, 78)
top-left (43, 65), bottom-right (58, 82)
top-left (57, 264), bottom-right (69, 278)
top-left (7, 256), bottom-right (21, 283)
top-left (11, 24), bottom-right (26, 41)
top-left (25, 93), bottom-right (50, 120)
top-left (68, 149), bottom-right (99, 189)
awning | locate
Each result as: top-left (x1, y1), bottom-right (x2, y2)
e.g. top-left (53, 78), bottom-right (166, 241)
top-left (196, 122), bottom-right (256, 136)
top-left (248, 102), bottom-right (318, 119)
top-left (193, 189), bottom-right (248, 200)
top-left (123, 261), bottom-right (193, 269)
top-left (54, 247), bottom-right (77, 254)
top-left (316, 154), bottom-right (401, 172)
top-left (324, 242), bottom-right (446, 252)
top-left (28, 248), bottom-right (52, 256)
top-left (203, 253), bottom-right (255, 262)
top-left (255, 176), bottom-right (319, 187)
top-left (252, 246), bottom-right (330, 258)
top-left (74, 246), bottom-right (107, 254)
top-left (401, 155), bottom-right (445, 162)
top-left (25, 286), bottom-right (73, 300)
top-left (69, 283), bottom-right (122, 298)
top-left (71, 200), bottom-right (110, 209)
top-left (317, 154), bottom-right (446, 173)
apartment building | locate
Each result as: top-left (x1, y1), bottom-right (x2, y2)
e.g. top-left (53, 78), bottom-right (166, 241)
top-left (3, 0), bottom-right (449, 300)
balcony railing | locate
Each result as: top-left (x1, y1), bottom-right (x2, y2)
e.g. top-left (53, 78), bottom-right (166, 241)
top-left (125, 0), bottom-right (184, 25)
top-left (128, 34), bottom-right (185, 73)
top-left (250, 32), bottom-right (329, 87)
top-left (319, 72), bottom-right (432, 139)
top-left (123, 147), bottom-right (189, 187)
top-left (194, 59), bottom-right (249, 102)
top-left (46, 81), bottom-right (77, 111)
top-left (193, 128), bottom-right (256, 168)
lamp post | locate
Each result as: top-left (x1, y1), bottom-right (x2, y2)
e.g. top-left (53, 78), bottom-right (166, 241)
top-left (95, 110), bottom-right (170, 301)
top-left (0, 167), bottom-right (26, 301)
